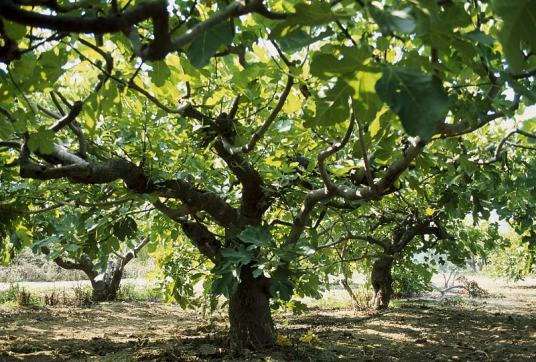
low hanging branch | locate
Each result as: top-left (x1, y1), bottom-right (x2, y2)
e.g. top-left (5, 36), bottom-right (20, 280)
top-left (286, 117), bottom-right (355, 245)
top-left (0, 0), bottom-right (287, 62)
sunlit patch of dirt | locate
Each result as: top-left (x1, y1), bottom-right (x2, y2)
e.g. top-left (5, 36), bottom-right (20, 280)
top-left (0, 277), bottom-right (534, 361)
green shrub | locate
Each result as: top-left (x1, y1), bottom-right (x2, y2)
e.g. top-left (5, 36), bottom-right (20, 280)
top-left (0, 283), bottom-right (21, 304)
top-left (392, 261), bottom-right (434, 297)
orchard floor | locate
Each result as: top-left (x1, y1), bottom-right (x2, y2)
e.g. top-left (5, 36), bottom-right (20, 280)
top-left (0, 276), bottom-right (535, 362)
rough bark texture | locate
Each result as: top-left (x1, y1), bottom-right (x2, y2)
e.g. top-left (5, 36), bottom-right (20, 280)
top-left (229, 264), bottom-right (274, 350)
top-left (89, 263), bottom-right (123, 302)
top-left (371, 255), bottom-right (394, 310)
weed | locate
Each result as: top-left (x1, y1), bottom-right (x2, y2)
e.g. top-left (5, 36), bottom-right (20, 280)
top-left (441, 295), bottom-right (466, 307)
top-left (0, 283), bottom-right (21, 304)
top-left (73, 284), bottom-right (93, 307)
top-left (44, 290), bottom-right (60, 306)
top-left (117, 282), bottom-right (163, 301)
top-left (352, 287), bottom-right (373, 312)
top-left (16, 288), bottom-right (32, 307)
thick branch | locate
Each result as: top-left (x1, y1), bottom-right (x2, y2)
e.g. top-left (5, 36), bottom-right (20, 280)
top-left (286, 117), bottom-right (355, 245)
top-left (159, 179), bottom-right (240, 228)
top-left (1, 0), bottom-right (164, 33)
top-left (14, 0), bottom-right (89, 13)
top-left (180, 221), bottom-right (222, 262)
top-left (0, 141), bottom-right (21, 149)
top-left (40, 246), bottom-right (98, 279)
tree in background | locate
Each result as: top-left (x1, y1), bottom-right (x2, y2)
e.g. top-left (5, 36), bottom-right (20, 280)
top-left (1, 0), bottom-right (536, 350)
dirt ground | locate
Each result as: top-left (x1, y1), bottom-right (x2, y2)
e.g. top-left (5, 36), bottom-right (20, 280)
top-left (0, 276), bottom-right (534, 361)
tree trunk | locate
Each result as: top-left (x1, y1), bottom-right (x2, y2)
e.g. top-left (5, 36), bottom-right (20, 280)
top-left (371, 255), bottom-right (394, 310)
top-left (89, 258), bottom-right (124, 302)
top-left (228, 264), bottom-right (275, 350)
top-left (339, 277), bottom-right (361, 312)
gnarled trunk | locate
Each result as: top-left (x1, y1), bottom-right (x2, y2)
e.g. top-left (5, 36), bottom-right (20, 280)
top-left (88, 258), bottom-right (124, 302)
top-left (229, 264), bottom-right (274, 350)
top-left (371, 255), bottom-right (394, 310)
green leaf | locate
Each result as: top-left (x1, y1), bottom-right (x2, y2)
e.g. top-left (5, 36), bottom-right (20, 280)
top-left (368, 5), bottom-right (416, 34)
top-left (349, 71), bottom-right (383, 125)
top-left (15, 226), bottom-right (32, 247)
top-left (187, 23), bottom-right (233, 68)
top-left (286, 300), bottom-right (309, 315)
top-left (492, 0), bottom-right (536, 72)
top-left (211, 271), bottom-right (239, 297)
top-left (149, 61), bottom-right (171, 87)
top-left (3, 20), bottom-right (27, 40)
top-left (311, 46), bottom-right (372, 80)
top-left (108, 236), bottom-right (120, 252)
top-left (65, 243), bottom-right (81, 252)
top-left (270, 269), bottom-right (295, 302)
top-left (112, 217), bottom-right (137, 241)
top-left (237, 225), bottom-right (272, 247)
top-left (220, 245), bottom-right (253, 265)
top-left (375, 66), bottom-right (448, 139)
top-left (28, 129), bottom-right (55, 154)
top-left (270, 2), bottom-right (350, 39)
top-left (34, 49), bottom-right (67, 89)
top-left (279, 29), bottom-right (334, 52)
top-left (0, 117), bottom-right (14, 139)
top-left (461, 30), bottom-right (495, 45)
top-left (309, 78), bottom-right (354, 127)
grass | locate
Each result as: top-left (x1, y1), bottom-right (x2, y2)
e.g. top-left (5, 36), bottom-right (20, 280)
top-left (0, 280), bottom-right (165, 307)
top-left (117, 281), bottom-right (164, 301)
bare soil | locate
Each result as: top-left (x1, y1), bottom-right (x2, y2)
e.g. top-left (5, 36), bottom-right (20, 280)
top-left (0, 276), bottom-right (534, 361)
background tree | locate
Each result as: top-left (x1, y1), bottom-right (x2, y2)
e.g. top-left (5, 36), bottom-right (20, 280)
top-left (1, 0), bottom-right (536, 350)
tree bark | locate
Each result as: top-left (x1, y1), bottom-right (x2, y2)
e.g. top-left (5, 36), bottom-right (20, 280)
top-left (88, 258), bottom-right (124, 302)
top-left (228, 264), bottom-right (274, 350)
top-left (371, 255), bottom-right (394, 310)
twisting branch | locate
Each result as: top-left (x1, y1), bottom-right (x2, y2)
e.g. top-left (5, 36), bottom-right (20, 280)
top-left (49, 92), bottom-right (65, 116)
top-left (476, 128), bottom-right (536, 165)
top-left (49, 101), bottom-right (83, 132)
top-left (54, 91), bottom-right (72, 109)
top-left (355, 113), bottom-right (375, 195)
top-left (317, 234), bottom-right (388, 250)
top-left (222, 76), bottom-right (294, 155)
top-left (318, 115), bottom-right (355, 193)
top-left (476, 129), bottom-right (517, 165)
top-left (505, 141), bottom-right (536, 151)
top-left (285, 116), bottom-right (355, 246)
top-left (152, 200), bottom-right (190, 222)
top-left (123, 236), bottom-right (151, 263)
top-left (36, 103), bottom-right (61, 119)
top-left (0, 105), bottom-right (15, 123)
